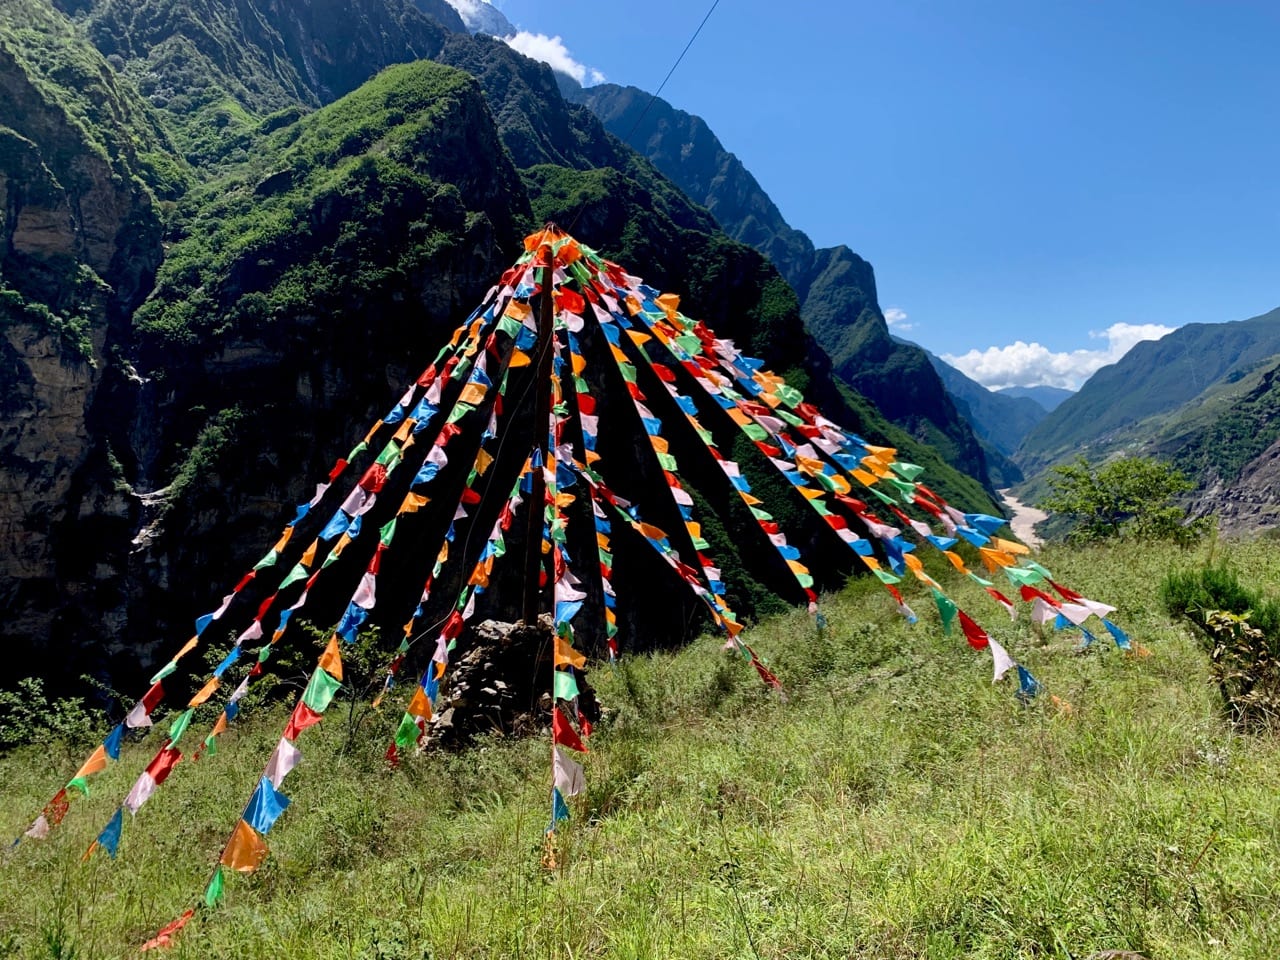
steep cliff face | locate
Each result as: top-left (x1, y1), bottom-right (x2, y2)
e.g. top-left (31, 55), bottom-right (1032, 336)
top-left (1, 1), bottom-right (171, 677)
top-left (84, 0), bottom-right (457, 164)
top-left (571, 84), bottom-right (994, 493)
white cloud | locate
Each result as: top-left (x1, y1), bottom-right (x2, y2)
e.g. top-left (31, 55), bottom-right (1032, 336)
top-left (942, 321), bottom-right (1175, 390)
top-left (883, 307), bottom-right (914, 332)
top-left (502, 31), bottom-right (606, 86)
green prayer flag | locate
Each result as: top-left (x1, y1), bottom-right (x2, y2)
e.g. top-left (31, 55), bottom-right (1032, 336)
top-left (204, 865), bottom-right (225, 909)
top-left (1025, 560), bottom-right (1054, 578)
top-left (750, 507), bottom-right (774, 521)
top-left (252, 550), bottom-right (279, 572)
top-left (497, 315), bottom-right (522, 338)
top-left (967, 572), bottom-right (995, 587)
top-left (553, 669), bottom-right (580, 702)
top-left (776, 384), bottom-right (804, 406)
top-left (379, 519), bottom-right (397, 547)
top-left (447, 403), bottom-right (472, 425)
top-left (374, 441), bottom-right (400, 466)
top-left (656, 452), bottom-right (679, 471)
top-left (280, 562), bottom-right (309, 589)
top-left (797, 573), bottom-right (815, 588)
top-left (869, 486), bottom-right (897, 506)
top-left (574, 377), bottom-right (589, 394)
top-left (814, 472), bottom-right (838, 493)
top-left (150, 660), bottom-right (178, 685)
top-left (618, 364), bottom-right (637, 384)
top-left (742, 423), bottom-right (769, 441)
top-left (890, 462), bottom-right (925, 481)
top-left (447, 638), bottom-right (457, 652)
top-left (776, 409), bottom-right (804, 427)
top-left (453, 355), bottom-right (473, 379)
top-left (345, 441), bottom-right (368, 462)
top-left (887, 478), bottom-right (917, 498)
top-left (302, 667), bottom-right (341, 714)
top-left (931, 589), bottom-right (958, 636)
top-left (872, 568), bottom-right (902, 585)
top-left (66, 776), bottom-right (89, 797)
top-left (204, 734), bottom-right (218, 757)
top-left (676, 335), bottom-right (702, 355)
top-left (168, 707), bottom-right (195, 747)
top-left (692, 536), bottom-right (711, 550)
top-left (394, 713), bottom-right (420, 749)
top-left (812, 499), bottom-right (832, 516)
top-left (606, 620), bottom-right (618, 638)
top-left (257, 645), bottom-right (272, 663)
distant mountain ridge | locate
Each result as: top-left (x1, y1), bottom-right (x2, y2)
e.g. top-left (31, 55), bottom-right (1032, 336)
top-left (568, 82), bottom-right (996, 495)
top-left (997, 385), bottom-right (1073, 412)
top-left (1017, 306), bottom-right (1280, 476)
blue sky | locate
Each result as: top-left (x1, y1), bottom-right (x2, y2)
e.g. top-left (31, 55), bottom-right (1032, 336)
top-left (459, 1), bottom-right (1280, 389)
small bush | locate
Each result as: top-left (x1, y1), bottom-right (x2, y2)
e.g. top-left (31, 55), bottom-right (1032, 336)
top-left (1161, 564), bottom-right (1280, 727)
top-left (0, 677), bottom-right (103, 751)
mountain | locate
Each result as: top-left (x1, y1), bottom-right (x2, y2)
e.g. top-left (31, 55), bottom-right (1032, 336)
top-left (920, 351), bottom-right (1052, 487)
top-left (442, 0), bottom-right (515, 36)
top-left (568, 82), bottom-right (996, 495)
top-left (997, 385), bottom-right (1073, 412)
top-left (1, 0), bottom-right (999, 688)
top-left (1017, 306), bottom-right (1280, 477)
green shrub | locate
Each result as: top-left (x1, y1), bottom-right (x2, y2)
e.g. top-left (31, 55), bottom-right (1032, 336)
top-left (1161, 564), bottom-right (1280, 727)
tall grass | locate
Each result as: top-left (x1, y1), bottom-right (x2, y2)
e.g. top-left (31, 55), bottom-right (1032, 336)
top-left (2, 539), bottom-right (1279, 958)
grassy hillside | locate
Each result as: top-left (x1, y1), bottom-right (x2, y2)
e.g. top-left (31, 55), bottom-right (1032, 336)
top-left (4, 537), bottom-right (1280, 958)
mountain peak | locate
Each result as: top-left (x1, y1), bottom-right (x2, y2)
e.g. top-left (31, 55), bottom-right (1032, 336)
top-left (443, 0), bottom-right (515, 36)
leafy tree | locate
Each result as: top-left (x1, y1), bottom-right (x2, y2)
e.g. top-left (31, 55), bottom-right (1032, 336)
top-left (1041, 455), bottom-right (1204, 544)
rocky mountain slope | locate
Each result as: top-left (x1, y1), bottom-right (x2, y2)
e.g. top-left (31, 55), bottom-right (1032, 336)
top-left (2, 0), bottom-right (999, 690)
top-left (569, 82), bottom-right (996, 492)
top-left (997, 384), bottom-right (1072, 412)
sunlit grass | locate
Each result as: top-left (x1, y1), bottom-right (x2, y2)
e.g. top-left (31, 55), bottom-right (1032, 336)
top-left (3, 538), bottom-right (1279, 958)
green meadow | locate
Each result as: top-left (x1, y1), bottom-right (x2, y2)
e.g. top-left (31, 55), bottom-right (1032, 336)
top-left (3, 536), bottom-right (1280, 959)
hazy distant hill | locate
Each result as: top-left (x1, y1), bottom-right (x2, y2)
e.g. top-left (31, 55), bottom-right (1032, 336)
top-left (997, 385), bottom-right (1073, 412)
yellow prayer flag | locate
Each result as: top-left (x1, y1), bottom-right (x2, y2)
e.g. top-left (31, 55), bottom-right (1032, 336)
top-left (852, 469), bottom-right (879, 486)
top-left (400, 492), bottom-right (430, 514)
top-left (458, 383), bottom-right (486, 407)
top-left (174, 637), bottom-right (199, 660)
top-left (993, 537), bottom-right (1030, 556)
top-left (475, 448), bottom-right (494, 475)
top-left (554, 635), bottom-right (587, 669)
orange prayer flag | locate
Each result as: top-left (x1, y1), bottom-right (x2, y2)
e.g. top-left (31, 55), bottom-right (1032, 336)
top-left (904, 554), bottom-right (925, 574)
top-left (509, 349), bottom-right (531, 368)
top-left (650, 435), bottom-right (669, 454)
top-left (943, 550), bottom-right (968, 572)
top-left (210, 711), bottom-right (229, 738)
top-left (300, 541), bottom-right (317, 568)
top-left (392, 419), bottom-right (414, 444)
top-left (318, 636), bottom-right (343, 682)
top-left (655, 293), bottom-right (681, 319)
top-left (221, 819), bottom-right (268, 873)
top-left (474, 448), bottom-right (494, 475)
top-left (174, 636), bottom-right (199, 660)
top-left (637, 522), bottom-right (668, 542)
top-left (272, 528), bottom-right (294, 553)
top-left (188, 677), bottom-right (220, 708)
top-left (407, 686), bottom-right (433, 719)
top-left (72, 745), bottom-right (109, 782)
top-left (852, 469), bottom-right (879, 486)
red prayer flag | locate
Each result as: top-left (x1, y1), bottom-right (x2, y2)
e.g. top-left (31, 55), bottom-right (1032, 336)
top-left (283, 702), bottom-right (322, 741)
top-left (552, 706), bottom-right (587, 753)
top-left (140, 909), bottom-right (195, 952)
top-left (957, 610), bottom-right (990, 650)
top-left (145, 745), bottom-right (183, 786)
